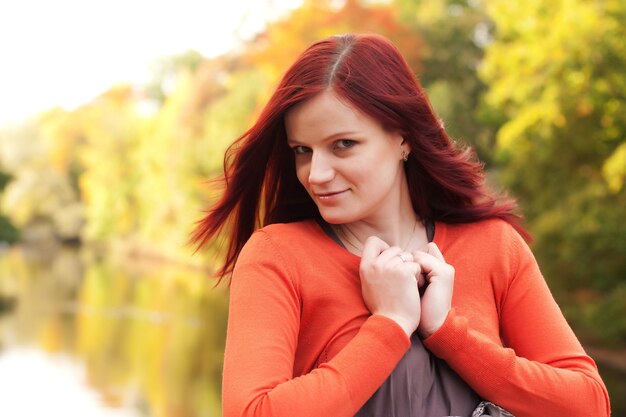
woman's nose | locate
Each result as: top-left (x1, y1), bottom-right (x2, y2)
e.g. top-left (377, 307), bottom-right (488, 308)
top-left (308, 152), bottom-right (335, 185)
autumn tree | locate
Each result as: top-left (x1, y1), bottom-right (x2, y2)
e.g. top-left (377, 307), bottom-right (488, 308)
top-left (0, 117), bottom-right (83, 242)
top-left (0, 169), bottom-right (19, 243)
top-left (481, 0), bottom-right (626, 343)
top-left (249, 0), bottom-right (423, 93)
top-left (133, 51), bottom-right (265, 260)
top-left (393, 0), bottom-right (498, 161)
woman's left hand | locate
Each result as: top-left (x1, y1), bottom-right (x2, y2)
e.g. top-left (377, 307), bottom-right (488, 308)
top-left (412, 243), bottom-right (454, 338)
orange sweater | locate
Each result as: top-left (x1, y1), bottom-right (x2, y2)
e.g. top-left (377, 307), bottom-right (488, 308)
top-left (222, 219), bottom-right (610, 417)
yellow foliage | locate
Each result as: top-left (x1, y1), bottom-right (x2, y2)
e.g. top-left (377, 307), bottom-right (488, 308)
top-left (251, 0), bottom-right (422, 86)
top-left (603, 142), bottom-right (626, 193)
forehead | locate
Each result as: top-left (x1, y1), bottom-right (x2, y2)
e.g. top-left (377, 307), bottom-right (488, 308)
top-left (284, 90), bottom-right (381, 142)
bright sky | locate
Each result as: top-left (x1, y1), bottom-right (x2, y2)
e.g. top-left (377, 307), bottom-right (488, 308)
top-left (0, 0), bottom-right (302, 126)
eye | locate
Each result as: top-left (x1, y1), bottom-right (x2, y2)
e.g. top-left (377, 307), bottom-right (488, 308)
top-left (335, 139), bottom-right (356, 150)
top-left (292, 145), bottom-right (311, 155)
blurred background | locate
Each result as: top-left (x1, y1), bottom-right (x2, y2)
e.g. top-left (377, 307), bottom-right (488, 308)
top-left (0, 0), bottom-right (624, 416)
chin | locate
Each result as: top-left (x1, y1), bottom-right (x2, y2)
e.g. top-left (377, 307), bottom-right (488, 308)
top-left (317, 210), bottom-right (356, 225)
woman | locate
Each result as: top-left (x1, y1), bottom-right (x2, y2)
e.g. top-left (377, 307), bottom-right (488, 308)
top-left (194, 34), bottom-right (610, 417)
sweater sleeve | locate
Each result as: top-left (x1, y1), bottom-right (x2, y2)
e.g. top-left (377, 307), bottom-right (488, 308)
top-left (221, 230), bottom-right (411, 417)
top-left (423, 226), bottom-right (610, 417)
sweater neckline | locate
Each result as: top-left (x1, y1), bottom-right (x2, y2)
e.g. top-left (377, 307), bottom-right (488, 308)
top-left (309, 218), bottom-right (445, 260)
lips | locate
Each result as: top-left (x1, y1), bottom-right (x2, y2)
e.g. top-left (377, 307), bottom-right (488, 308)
top-left (315, 189), bottom-right (348, 199)
top-left (312, 189), bottom-right (350, 205)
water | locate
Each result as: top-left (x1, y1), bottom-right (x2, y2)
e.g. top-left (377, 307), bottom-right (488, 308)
top-left (0, 245), bottom-right (228, 417)
top-left (1, 244), bottom-right (624, 416)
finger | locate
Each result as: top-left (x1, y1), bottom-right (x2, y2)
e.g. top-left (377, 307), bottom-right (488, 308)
top-left (398, 261), bottom-right (420, 278)
top-left (416, 271), bottom-right (426, 288)
top-left (375, 246), bottom-right (404, 265)
top-left (411, 250), bottom-right (442, 275)
top-left (396, 251), bottom-right (414, 263)
top-left (420, 242), bottom-right (445, 261)
top-left (361, 236), bottom-right (390, 262)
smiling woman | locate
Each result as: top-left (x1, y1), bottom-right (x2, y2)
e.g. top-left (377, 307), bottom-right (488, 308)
top-left (193, 33), bottom-right (610, 417)
top-left (285, 90), bottom-right (412, 227)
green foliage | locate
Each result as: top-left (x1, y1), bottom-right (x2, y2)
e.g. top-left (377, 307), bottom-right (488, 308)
top-left (603, 142), bottom-right (626, 192)
top-left (0, 170), bottom-right (19, 243)
top-left (0, 0), bottom-right (624, 346)
top-left (0, 170), bottom-right (11, 191)
top-left (0, 48), bottom-right (268, 262)
top-left (75, 85), bottom-right (143, 241)
top-left (201, 67), bottom-right (265, 175)
top-left (0, 214), bottom-right (19, 243)
top-left (394, 0), bottom-right (498, 161)
top-left (144, 50), bottom-right (206, 104)
top-left (130, 55), bottom-right (267, 260)
top-left (481, 0), bottom-right (626, 342)
top-left (0, 122), bottom-right (81, 241)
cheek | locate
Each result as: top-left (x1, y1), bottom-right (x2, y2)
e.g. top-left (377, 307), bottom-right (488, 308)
top-left (344, 161), bottom-right (376, 184)
top-left (295, 161), bottom-right (310, 187)
top-left (351, 158), bottom-right (400, 189)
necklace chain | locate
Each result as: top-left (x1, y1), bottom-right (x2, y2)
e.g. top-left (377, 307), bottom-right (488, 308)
top-left (337, 219), bottom-right (418, 254)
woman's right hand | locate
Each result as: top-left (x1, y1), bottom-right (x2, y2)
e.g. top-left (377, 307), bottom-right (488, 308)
top-left (359, 236), bottom-right (421, 337)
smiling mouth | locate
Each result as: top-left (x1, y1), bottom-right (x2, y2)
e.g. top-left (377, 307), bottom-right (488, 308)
top-left (315, 190), bottom-right (348, 199)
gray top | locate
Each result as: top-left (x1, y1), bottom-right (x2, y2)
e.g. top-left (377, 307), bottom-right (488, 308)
top-left (355, 332), bottom-right (480, 417)
top-left (317, 218), bottom-right (481, 417)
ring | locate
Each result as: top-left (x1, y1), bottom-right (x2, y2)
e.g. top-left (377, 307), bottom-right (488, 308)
top-left (398, 253), bottom-right (407, 262)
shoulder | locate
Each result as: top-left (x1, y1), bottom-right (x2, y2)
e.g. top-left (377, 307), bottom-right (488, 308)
top-left (239, 219), bottom-right (327, 261)
top-left (438, 218), bottom-right (532, 274)
top-left (253, 219), bottom-right (324, 247)
top-left (234, 219), bottom-right (337, 290)
top-left (258, 219), bottom-right (317, 239)
top-left (440, 218), bottom-right (523, 248)
top-left (233, 222), bottom-right (314, 287)
top-left (439, 219), bottom-right (539, 306)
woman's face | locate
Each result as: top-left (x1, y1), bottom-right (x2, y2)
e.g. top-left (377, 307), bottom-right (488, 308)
top-left (285, 89), bottom-right (410, 225)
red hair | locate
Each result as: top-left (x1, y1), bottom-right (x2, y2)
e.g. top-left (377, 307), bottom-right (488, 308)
top-left (193, 33), bottom-right (528, 280)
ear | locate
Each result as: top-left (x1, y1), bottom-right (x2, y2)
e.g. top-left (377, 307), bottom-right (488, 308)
top-left (399, 134), bottom-right (411, 154)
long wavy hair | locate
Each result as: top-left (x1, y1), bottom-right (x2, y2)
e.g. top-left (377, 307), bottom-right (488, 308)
top-left (193, 33), bottom-right (528, 280)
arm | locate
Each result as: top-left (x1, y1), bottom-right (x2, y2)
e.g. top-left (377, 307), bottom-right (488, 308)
top-left (423, 226), bottom-right (610, 417)
top-left (222, 230), bottom-right (411, 417)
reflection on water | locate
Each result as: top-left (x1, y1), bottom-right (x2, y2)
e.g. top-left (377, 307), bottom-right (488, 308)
top-left (0, 348), bottom-right (142, 417)
top-left (0, 245), bottom-right (228, 417)
top-left (1, 244), bottom-right (625, 416)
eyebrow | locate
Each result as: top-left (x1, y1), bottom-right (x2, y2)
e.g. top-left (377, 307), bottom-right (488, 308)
top-left (287, 131), bottom-right (360, 146)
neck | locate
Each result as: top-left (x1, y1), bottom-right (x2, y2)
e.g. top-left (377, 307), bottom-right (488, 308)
top-left (332, 175), bottom-right (427, 254)
top-left (334, 209), bottom-right (426, 255)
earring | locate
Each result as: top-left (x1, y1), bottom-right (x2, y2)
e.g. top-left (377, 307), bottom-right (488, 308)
top-left (401, 150), bottom-right (409, 162)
